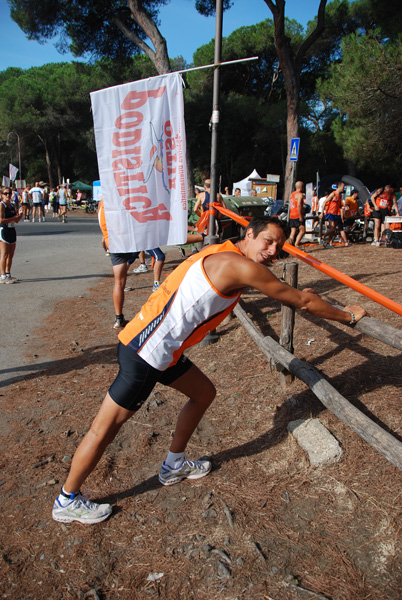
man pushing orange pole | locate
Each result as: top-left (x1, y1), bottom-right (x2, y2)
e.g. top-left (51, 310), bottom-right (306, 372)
top-left (212, 204), bottom-right (402, 318)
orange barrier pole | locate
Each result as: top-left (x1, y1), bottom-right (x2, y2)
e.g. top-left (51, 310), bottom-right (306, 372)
top-left (212, 205), bottom-right (402, 318)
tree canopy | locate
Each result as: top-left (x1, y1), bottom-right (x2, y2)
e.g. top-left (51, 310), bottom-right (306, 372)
top-left (3, 0), bottom-right (402, 192)
top-left (319, 33), bottom-right (402, 180)
top-left (8, 0), bottom-right (173, 74)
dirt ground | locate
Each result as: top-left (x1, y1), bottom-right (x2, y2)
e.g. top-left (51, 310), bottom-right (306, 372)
top-left (1, 239), bottom-right (401, 600)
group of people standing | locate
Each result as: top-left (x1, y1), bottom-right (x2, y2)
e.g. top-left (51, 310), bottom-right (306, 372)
top-left (19, 182), bottom-right (69, 223)
top-left (288, 180), bottom-right (400, 248)
top-left (0, 181), bottom-right (75, 284)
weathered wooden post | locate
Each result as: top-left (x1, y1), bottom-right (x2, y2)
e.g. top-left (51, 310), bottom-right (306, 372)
top-left (279, 262), bottom-right (298, 387)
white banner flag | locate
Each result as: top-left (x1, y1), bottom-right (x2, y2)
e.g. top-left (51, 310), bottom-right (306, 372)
top-left (9, 164), bottom-right (18, 182)
top-left (91, 73), bottom-right (188, 252)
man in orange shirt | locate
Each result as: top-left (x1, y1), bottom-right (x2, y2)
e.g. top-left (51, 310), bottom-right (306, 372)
top-left (341, 189), bottom-right (363, 243)
top-left (370, 184), bottom-right (399, 246)
top-left (320, 182), bottom-right (348, 247)
top-left (288, 180), bottom-right (305, 247)
top-left (51, 216), bottom-right (367, 525)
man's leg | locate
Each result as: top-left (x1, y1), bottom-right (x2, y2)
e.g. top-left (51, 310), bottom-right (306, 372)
top-left (148, 248), bottom-right (165, 290)
top-left (168, 364), bottom-right (216, 452)
top-left (295, 224), bottom-right (305, 247)
top-left (112, 262), bottom-right (129, 317)
top-left (153, 259), bottom-right (164, 284)
top-left (373, 218), bottom-right (381, 242)
top-left (159, 364), bottom-right (216, 486)
top-left (52, 393), bottom-right (134, 524)
top-left (63, 393), bottom-right (134, 494)
top-left (288, 227), bottom-right (296, 245)
top-left (326, 220), bottom-right (336, 243)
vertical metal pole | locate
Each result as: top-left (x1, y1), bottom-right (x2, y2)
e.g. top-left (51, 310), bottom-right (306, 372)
top-left (17, 136), bottom-right (21, 182)
top-left (204, 0), bottom-right (223, 246)
top-left (198, 0), bottom-right (223, 349)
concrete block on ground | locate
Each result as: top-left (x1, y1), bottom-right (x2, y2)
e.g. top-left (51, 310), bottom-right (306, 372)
top-left (287, 418), bottom-right (343, 466)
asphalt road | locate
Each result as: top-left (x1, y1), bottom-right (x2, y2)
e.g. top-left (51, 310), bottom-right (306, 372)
top-left (0, 213), bottom-right (111, 385)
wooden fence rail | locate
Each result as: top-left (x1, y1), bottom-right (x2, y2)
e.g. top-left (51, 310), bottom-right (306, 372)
top-left (234, 303), bottom-right (402, 472)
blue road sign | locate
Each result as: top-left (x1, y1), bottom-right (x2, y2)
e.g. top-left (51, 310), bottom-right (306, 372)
top-left (290, 138), bottom-right (300, 162)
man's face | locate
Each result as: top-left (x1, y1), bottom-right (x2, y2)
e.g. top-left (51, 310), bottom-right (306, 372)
top-left (235, 189), bottom-right (241, 196)
top-left (385, 185), bottom-right (395, 194)
top-left (246, 224), bottom-right (286, 265)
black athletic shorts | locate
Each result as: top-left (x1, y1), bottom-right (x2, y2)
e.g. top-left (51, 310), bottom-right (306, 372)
top-left (0, 226), bottom-right (16, 244)
top-left (372, 208), bottom-right (389, 223)
top-left (110, 252), bottom-right (137, 266)
top-left (289, 218), bottom-right (304, 228)
top-left (108, 342), bottom-right (193, 411)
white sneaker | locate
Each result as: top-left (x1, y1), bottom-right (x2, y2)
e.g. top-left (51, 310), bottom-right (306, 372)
top-left (52, 491), bottom-right (112, 524)
top-left (159, 457), bottom-right (212, 486)
top-left (133, 264), bottom-right (148, 273)
top-left (371, 240), bottom-right (377, 246)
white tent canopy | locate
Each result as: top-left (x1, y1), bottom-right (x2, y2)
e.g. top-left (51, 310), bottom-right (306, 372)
top-left (232, 169), bottom-right (262, 196)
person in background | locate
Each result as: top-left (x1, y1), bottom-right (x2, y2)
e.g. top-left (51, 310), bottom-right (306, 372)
top-left (397, 186), bottom-right (402, 215)
top-left (234, 188), bottom-right (241, 197)
top-left (193, 178), bottom-right (224, 238)
top-left (341, 189), bottom-right (362, 244)
top-left (12, 188), bottom-right (19, 209)
top-left (370, 184), bottom-right (399, 246)
top-left (132, 249), bottom-right (165, 292)
top-left (288, 180), bottom-right (305, 247)
top-left (320, 182), bottom-right (347, 247)
top-left (98, 199), bottom-right (135, 329)
top-left (41, 186), bottom-right (49, 219)
top-left (0, 187), bottom-right (23, 283)
top-left (58, 185), bottom-right (68, 223)
top-left (21, 186), bottom-right (30, 222)
top-left (29, 182), bottom-right (43, 222)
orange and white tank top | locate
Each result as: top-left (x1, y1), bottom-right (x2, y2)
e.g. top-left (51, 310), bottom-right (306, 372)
top-left (375, 192), bottom-right (392, 211)
top-left (119, 241), bottom-right (243, 370)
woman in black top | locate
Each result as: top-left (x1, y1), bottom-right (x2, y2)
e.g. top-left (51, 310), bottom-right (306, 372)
top-left (0, 187), bottom-right (23, 283)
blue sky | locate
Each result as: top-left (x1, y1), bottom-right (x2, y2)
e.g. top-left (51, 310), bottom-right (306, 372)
top-left (0, 0), bottom-right (323, 71)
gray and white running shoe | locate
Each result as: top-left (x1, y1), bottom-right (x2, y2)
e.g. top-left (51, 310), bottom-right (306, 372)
top-left (159, 458), bottom-right (212, 486)
top-left (52, 492), bottom-right (112, 524)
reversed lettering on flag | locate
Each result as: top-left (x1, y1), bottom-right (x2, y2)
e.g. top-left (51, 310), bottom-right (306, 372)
top-left (91, 74), bottom-right (188, 252)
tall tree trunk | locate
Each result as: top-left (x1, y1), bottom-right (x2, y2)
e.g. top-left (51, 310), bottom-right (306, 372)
top-left (264, 0), bottom-right (328, 200)
top-left (38, 135), bottom-right (54, 188)
top-left (112, 2), bottom-right (201, 189)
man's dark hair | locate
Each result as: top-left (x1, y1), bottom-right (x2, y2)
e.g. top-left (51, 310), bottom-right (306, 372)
top-left (241, 216), bottom-right (289, 240)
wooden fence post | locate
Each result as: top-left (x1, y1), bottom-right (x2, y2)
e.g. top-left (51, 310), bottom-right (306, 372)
top-left (280, 262), bottom-right (298, 387)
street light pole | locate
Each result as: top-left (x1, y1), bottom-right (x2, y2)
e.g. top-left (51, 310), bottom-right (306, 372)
top-left (6, 132), bottom-right (21, 183)
top-left (204, 0), bottom-right (223, 247)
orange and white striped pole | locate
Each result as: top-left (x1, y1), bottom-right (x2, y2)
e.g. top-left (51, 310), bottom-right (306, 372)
top-left (210, 205), bottom-right (402, 317)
